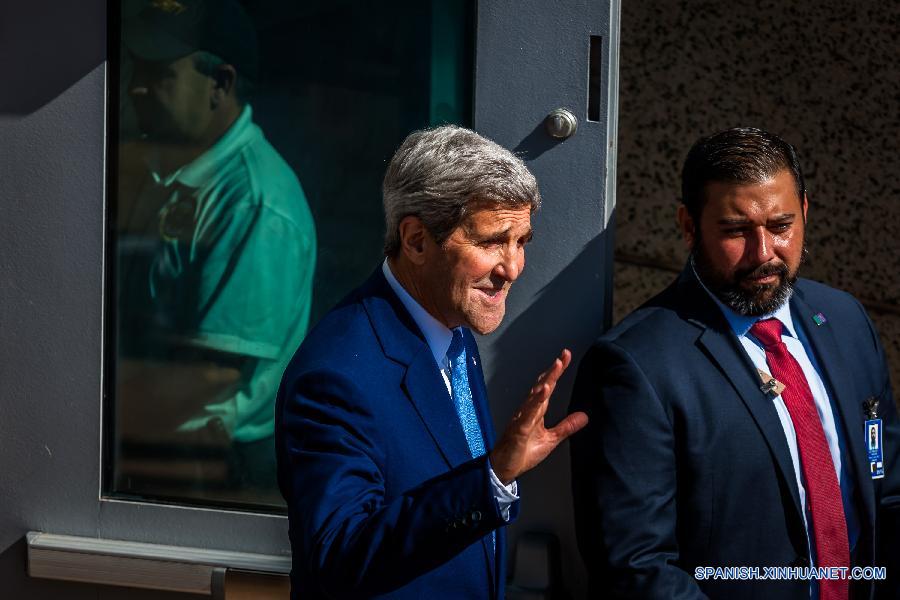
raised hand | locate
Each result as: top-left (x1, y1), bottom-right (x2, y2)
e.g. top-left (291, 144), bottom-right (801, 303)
top-left (489, 349), bottom-right (589, 484)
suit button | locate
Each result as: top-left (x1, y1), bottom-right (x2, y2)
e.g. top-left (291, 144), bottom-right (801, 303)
top-left (470, 510), bottom-right (482, 523)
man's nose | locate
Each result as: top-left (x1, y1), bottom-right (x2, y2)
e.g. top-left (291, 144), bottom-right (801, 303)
top-left (749, 227), bottom-right (775, 263)
top-left (495, 245), bottom-right (525, 281)
top-left (129, 81), bottom-right (149, 96)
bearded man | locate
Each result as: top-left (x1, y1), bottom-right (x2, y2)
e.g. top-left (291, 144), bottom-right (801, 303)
top-left (570, 127), bottom-right (900, 600)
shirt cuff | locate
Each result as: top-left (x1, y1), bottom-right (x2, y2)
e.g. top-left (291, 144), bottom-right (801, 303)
top-left (487, 463), bottom-right (519, 522)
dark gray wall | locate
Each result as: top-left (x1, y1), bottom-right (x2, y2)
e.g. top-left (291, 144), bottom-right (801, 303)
top-left (1, 1), bottom-right (109, 597)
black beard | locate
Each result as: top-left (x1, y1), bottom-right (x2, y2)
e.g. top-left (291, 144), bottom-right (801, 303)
top-left (693, 250), bottom-right (800, 317)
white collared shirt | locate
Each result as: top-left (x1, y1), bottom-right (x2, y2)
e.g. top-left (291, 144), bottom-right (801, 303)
top-left (382, 259), bottom-right (518, 519)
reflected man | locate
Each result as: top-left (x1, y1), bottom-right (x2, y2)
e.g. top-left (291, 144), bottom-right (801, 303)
top-left (276, 125), bottom-right (587, 598)
top-left (117, 0), bottom-right (315, 500)
top-left (571, 127), bottom-right (900, 599)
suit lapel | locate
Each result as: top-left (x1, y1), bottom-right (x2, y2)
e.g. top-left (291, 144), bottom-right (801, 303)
top-left (362, 268), bottom-right (498, 593)
top-left (674, 271), bottom-right (805, 527)
top-left (361, 268), bottom-right (476, 469)
top-left (791, 287), bottom-right (876, 531)
top-left (402, 350), bottom-right (474, 467)
top-left (695, 323), bottom-right (805, 523)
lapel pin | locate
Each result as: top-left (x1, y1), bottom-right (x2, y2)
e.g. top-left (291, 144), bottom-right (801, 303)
top-left (812, 312), bottom-right (827, 326)
top-left (863, 396), bottom-right (880, 420)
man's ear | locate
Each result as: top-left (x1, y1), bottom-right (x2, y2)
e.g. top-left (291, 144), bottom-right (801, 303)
top-left (801, 193), bottom-right (809, 223)
top-left (397, 216), bottom-right (430, 266)
top-left (676, 204), bottom-right (696, 250)
top-left (210, 64), bottom-right (237, 108)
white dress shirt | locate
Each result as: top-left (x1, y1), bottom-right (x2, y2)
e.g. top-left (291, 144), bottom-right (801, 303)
top-left (382, 260), bottom-right (519, 520)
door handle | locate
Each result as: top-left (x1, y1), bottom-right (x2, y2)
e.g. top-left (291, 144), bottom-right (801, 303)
top-left (544, 108), bottom-right (578, 139)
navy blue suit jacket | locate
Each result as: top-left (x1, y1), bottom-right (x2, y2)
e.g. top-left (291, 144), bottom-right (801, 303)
top-left (570, 270), bottom-right (900, 599)
top-left (276, 267), bottom-right (513, 599)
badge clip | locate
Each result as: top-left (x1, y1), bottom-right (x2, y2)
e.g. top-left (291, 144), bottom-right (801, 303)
top-left (863, 396), bottom-right (880, 420)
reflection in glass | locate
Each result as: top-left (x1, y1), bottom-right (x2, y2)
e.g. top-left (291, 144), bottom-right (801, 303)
top-left (110, 0), bottom-right (473, 510)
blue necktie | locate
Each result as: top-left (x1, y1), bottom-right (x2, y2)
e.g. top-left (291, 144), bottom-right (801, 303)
top-left (448, 328), bottom-right (486, 458)
top-left (448, 328), bottom-right (496, 556)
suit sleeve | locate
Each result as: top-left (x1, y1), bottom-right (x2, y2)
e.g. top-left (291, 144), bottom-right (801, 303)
top-left (570, 341), bottom-right (709, 600)
top-left (277, 365), bottom-right (507, 598)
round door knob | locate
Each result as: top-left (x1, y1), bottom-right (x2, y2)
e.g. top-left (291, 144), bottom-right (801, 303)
top-left (544, 108), bottom-right (578, 139)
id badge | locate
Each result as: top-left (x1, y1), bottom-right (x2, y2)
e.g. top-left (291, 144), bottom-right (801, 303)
top-left (865, 419), bottom-right (884, 479)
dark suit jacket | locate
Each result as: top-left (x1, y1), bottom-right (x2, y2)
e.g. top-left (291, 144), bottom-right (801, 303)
top-left (276, 267), bottom-right (514, 599)
top-left (570, 269), bottom-right (900, 599)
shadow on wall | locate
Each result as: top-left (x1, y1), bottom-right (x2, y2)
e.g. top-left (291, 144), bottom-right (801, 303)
top-left (482, 232), bottom-right (611, 597)
top-left (512, 120), bottom-right (559, 161)
top-left (0, 0), bottom-right (106, 115)
top-left (486, 233), bottom-right (610, 408)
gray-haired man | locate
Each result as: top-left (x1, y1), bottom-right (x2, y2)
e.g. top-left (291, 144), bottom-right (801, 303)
top-left (276, 125), bottom-right (587, 599)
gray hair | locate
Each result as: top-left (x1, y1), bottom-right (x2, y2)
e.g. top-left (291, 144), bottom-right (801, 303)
top-left (382, 125), bottom-right (541, 256)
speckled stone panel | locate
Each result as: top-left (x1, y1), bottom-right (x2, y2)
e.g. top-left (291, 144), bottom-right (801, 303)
top-left (614, 0), bottom-right (900, 392)
top-left (871, 311), bottom-right (900, 396)
top-left (612, 261), bottom-right (678, 325)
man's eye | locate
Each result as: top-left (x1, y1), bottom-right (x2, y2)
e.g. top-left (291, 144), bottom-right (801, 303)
top-left (723, 228), bottom-right (746, 236)
top-left (769, 223), bottom-right (791, 232)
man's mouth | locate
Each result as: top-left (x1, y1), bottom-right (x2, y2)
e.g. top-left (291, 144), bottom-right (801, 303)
top-left (745, 273), bottom-right (779, 285)
top-left (737, 263), bottom-right (787, 287)
top-left (475, 286), bottom-right (506, 303)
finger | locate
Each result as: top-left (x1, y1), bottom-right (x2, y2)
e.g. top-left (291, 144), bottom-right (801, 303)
top-left (548, 411), bottom-right (589, 443)
top-left (558, 348), bottom-right (572, 371)
top-left (522, 350), bottom-right (574, 424)
top-left (543, 360), bottom-right (563, 389)
top-left (534, 348), bottom-right (570, 386)
top-left (540, 352), bottom-right (572, 398)
top-left (512, 382), bottom-right (553, 433)
top-left (546, 349), bottom-right (571, 383)
top-left (520, 381), bottom-right (551, 418)
top-left (529, 365), bottom-right (557, 399)
top-left (546, 349), bottom-right (572, 384)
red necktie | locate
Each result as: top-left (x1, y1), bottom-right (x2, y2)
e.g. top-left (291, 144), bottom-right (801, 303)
top-left (750, 318), bottom-right (849, 600)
